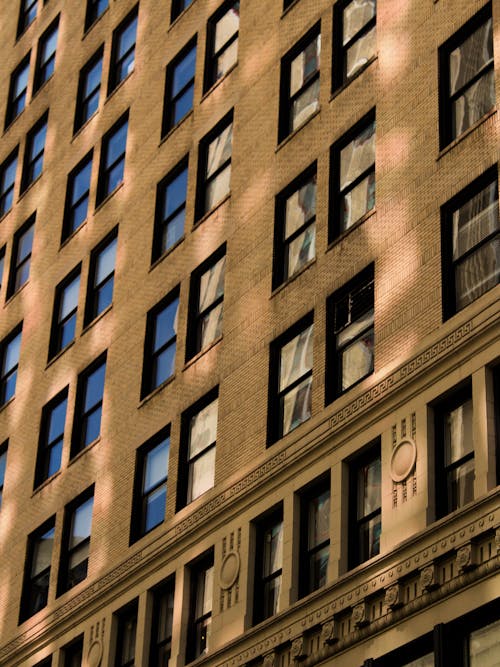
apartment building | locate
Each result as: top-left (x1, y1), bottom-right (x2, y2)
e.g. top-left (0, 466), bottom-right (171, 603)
top-left (0, 0), bottom-right (498, 665)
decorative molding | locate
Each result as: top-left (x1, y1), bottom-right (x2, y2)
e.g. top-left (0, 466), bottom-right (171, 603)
top-left (320, 620), bottom-right (338, 646)
top-left (420, 564), bottom-right (439, 592)
top-left (263, 650), bottom-right (276, 667)
top-left (291, 636), bottom-right (306, 661)
top-left (384, 584), bottom-right (403, 610)
top-left (456, 543), bottom-right (477, 572)
top-left (352, 602), bottom-right (369, 628)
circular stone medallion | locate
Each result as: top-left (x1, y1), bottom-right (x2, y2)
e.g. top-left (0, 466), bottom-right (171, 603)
top-left (390, 439), bottom-right (417, 482)
top-left (219, 551), bottom-right (240, 590)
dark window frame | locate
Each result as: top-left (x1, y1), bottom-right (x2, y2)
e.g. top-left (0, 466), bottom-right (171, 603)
top-left (48, 264), bottom-right (81, 360)
top-left (253, 504), bottom-right (284, 626)
top-left (0, 323), bottom-right (23, 407)
top-left (204, 0), bottom-right (240, 92)
top-left (19, 516), bottom-right (55, 623)
top-left (0, 148), bottom-right (18, 217)
top-left (84, 226), bottom-right (118, 326)
top-left (273, 162), bottom-right (317, 290)
top-left (438, 3), bottom-right (495, 150)
top-left (114, 599), bottom-right (138, 667)
top-left (171, 0), bottom-right (193, 23)
top-left (186, 550), bottom-right (214, 664)
top-left (17, 0), bottom-right (38, 38)
top-left (298, 475), bottom-right (330, 599)
top-left (440, 165), bottom-right (499, 320)
top-left (21, 110), bottom-right (48, 192)
top-left (33, 16), bottom-right (59, 92)
top-left (34, 387), bottom-right (68, 489)
top-left (0, 439), bottom-right (8, 509)
top-left (85, 0), bottom-right (109, 32)
top-left (186, 244), bottom-right (226, 361)
top-left (57, 486), bottom-right (94, 595)
top-left (332, 0), bottom-right (377, 91)
top-left (325, 264), bottom-right (375, 403)
top-left (63, 636), bottom-right (83, 667)
top-left (74, 46), bottom-right (103, 133)
top-left (5, 53), bottom-right (31, 129)
top-left (0, 245), bottom-right (5, 291)
top-left (70, 352), bottom-right (107, 457)
top-left (149, 576), bottom-right (175, 667)
top-left (162, 37), bottom-right (197, 136)
top-left (152, 156), bottom-right (188, 263)
top-left (61, 151), bottom-right (93, 241)
top-left (278, 22), bottom-right (321, 143)
top-left (7, 213), bottom-right (35, 299)
top-left (108, 6), bottom-right (138, 95)
top-left (96, 111), bottom-right (129, 206)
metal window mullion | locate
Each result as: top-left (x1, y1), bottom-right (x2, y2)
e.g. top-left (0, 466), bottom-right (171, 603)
top-left (453, 227), bottom-right (499, 265)
top-left (205, 157), bottom-right (230, 189)
top-left (172, 76), bottom-right (195, 106)
top-left (262, 567), bottom-right (282, 584)
top-left (444, 450), bottom-right (474, 476)
top-left (197, 292), bottom-right (223, 322)
top-left (289, 70), bottom-right (319, 106)
top-left (279, 367), bottom-right (312, 401)
top-left (336, 321), bottom-right (373, 353)
top-left (58, 304), bottom-right (77, 331)
top-left (448, 61), bottom-right (493, 103)
top-left (83, 82), bottom-right (100, 108)
top-left (71, 188), bottom-right (90, 212)
top-left (340, 164), bottom-right (374, 200)
top-left (308, 536), bottom-right (329, 559)
top-left (359, 506), bottom-right (380, 525)
top-left (153, 332), bottom-right (176, 357)
top-left (284, 214), bottom-right (315, 244)
top-left (94, 270), bottom-right (113, 295)
top-left (164, 201), bottom-right (185, 227)
top-left (342, 16), bottom-right (375, 52)
top-left (116, 44), bottom-right (135, 73)
top-left (189, 440), bottom-right (215, 465)
top-left (83, 396), bottom-right (102, 423)
top-left (213, 30), bottom-right (238, 62)
top-left (106, 151), bottom-right (125, 176)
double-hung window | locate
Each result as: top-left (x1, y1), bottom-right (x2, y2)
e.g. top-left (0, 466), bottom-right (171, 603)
top-left (348, 440), bottom-right (381, 568)
top-left (108, 8), bottom-right (138, 93)
top-left (20, 518), bottom-right (55, 622)
top-left (0, 325), bottom-right (22, 407)
top-left (332, 0), bottom-right (376, 89)
top-left (279, 24), bottom-right (320, 142)
top-left (85, 0), bottom-right (108, 32)
top-left (115, 600), bottom-right (138, 667)
top-left (330, 110), bottom-right (375, 239)
top-left (326, 265), bottom-right (374, 401)
top-left (171, 0), bottom-right (193, 22)
top-left (58, 489), bottom-right (94, 593)
top-left (5, 55), bottom-right (30, 128)
top-left (34, 388), bottom-right (68, 488)
top-left (131, 426), bottom-right (170, 542)
top-left (0, 441), bottom-right (7, 508)
top-left (7, 214), bottom-right (35, 298)
top-left (96, 112), bottom-right (128, 205)
top-left (273, 163), bottom-right (316, 288)
top-left (439, 4), bottom-right (495, 148)
top-left (17, 0), bottom-right (37, 37)
top-left (48, 266), bottom-right (81, 359)
top-left (179, 390), bottom-right (218, 508)
top-left (152, 158), bottom-right (188, 261)
top-left (21, 111), bottom-right (48, 192)
top-left (0, 149), bottom-right (18, 217)
top-left (150, 578), bottom-right (175, 667)
top-left (163, 38), bottom-right (196, 135)
top-left (253, 507), bottom-right (283, 624)
top-left (34, 17), bottom-right (59, 92)
top-left (74, 47), bottom-right (103, 132)
top-left (186, 245), bottom-right (225, 360)
top-left (441, 167), bottom-right (499, 318)
top-left (141, 288), bottom-right (179, 397)
top-left (268, 314), bottom-right (313, 444)
top-left (71, 353), bottom-right (107, 456)
top-left (434, 384), bottom-right (474, 519)
top-left (299, 479), bottom-right (330, 598)
top-left (204, 1), bottom-right (240, 91)
top-left (63, 637), bottom-right (83, 667)
top-left (85, 228), bottom-right (118, 324)
top-left (196, 111), bottom-right (233, 219)
top-left (62, 152), bottom-right (93, 240)
top-left (187, 551), bottom-right (214, 663)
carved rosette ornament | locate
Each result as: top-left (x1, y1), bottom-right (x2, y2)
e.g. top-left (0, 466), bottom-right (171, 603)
top-left (321, 620), bottom-right (338, 645)
top-left (384, 584), bottom-right (403, 610)
top-left (456, 543), bottom-right (476, 571)
top-left (420, 565), bottom-right (439, 592)
top-left (352, 602), bottom-right (369, 628)
top-left (263, 651), bottom-right (276, 667)
top-left (291, 637), bottom-right (306, 662)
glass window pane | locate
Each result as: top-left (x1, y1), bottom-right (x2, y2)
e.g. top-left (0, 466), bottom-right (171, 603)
top-left (452, 181), bottom-right (498, 260)
top-left (340, 121), bottom-right (375, 191)
top-left (83, 408), bottom-right (101, 446)
top-left (214, 5), bottom-right (239, 53)
top-left (70, 497), bottom-right (93, 548)
top-left (145, 485), bottom-right (166, 531)
top-left (341, 329), bottom-right (374, 391)
top-left (96, 238), bottom-right (117, 285)
top-left (216, 38), bottom-right (238, 79)
top-left (164, 209), bottom-right (185, 251)
top-left (447, 458), bottom-right (475, 510)
top-left (358, 456), bottom-right (381, 518)
top-left (60, 276), bottom-right (80, 319)
top-left (449, 19), bottom-right (493, 95)
top-left (85, 364), bottom-right (105, 411)
top-left (199, 257), bottom-right (225, 312)
top-left (343, 0), bottom-right (376, 44)
top-left (206, 124), bottom-right (233, 178)
top-left (263, 521), bottom-right (283, 576)
top-left (4, 333), bottom-right (21, 374)
top-left (189, 399), bottom-right (218, 459)
top-left (263, 575), bottom-right (281, 618)
top-left (342, 169), bottom-right (375, 230)
top-left (205, 164), bottom-right (231, 211)
top-left (444, 398), bottom-right (473, 464)
top-left (455, 238), bottom-right (499, 309)
top-left (32, 528), bottom-right (55, 576)
top-left (189, 446), bottom-right (216, 500)
top-left (290, 35), bottom-right (320, 96)
top-left (309, 545), bottom-right (329, 589)
top-left (48, 398), bottom-right (67, 443)
top-left (282, 374), bottom-right (312, 435)
top-left (469, 619), bottom-right (500, 667)
top-left (279, 324), bottom-right (313, 391)
top-left (453, 68), bottom-right (496, 137)
top-left (287, 225), bottom-right (315, 278)
top-left (154, 342), bottom-right (176, 386)
top-left (199, 302), bottom-right (223, 349)
top-left (164, 169), bottom-right (188, 218)
top-left (107, 123), bottom-right (128, 166)
top-left (144, 439), bottom-right (169, 492)
top-left (291, 78), bottom-right (320, 130)
top-left (118, 17), bottom-right (137, 59)
top-left (308, 490), bottom-right (330, 547)
top-left (358, 514), bottom-right (381, 560)
top-left (285, 175), bottom-right (316, 239)
top-left (154, 301), bottom-right (178, 351)
top-left (173, 46), bottom-right (196, 96)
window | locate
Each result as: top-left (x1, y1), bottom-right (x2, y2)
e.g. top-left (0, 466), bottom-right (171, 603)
top-left (62, 152), bottom-right (93, 240)
top-left (71, 353), bottom-right (106, 456)
top-left (330, 110), bottom-right (375, 239)
top-left (204, 1), bottom-right (240, 91)
top-left (149, 578), bottom-right (175, 667)
top-left (7, 214), bottom-right (35, 298)
top-left (115, 600), bottom-right (138, 667)
top-left (58, 489), bottom-right (94, 594)
top-left (141, 288), bottom-right (179, 397)
top-left (0, 441), bottom-right (7, 509)
top-left (17, 0), bottom-right (37, 37)
top-left (85, 0), bottom-right (108, 31)
top-left (273, 163), bottom-right (316, 289)
top-left (186, 245), bottom-right (225, 360)
top-left (434, 383), bottom-right (474, 519)
top-left (35, 658), bottom-right (53, 667)
top-left (48, 266), bottom-right (81, 359)
top-left (108, 8), bottom-right (138, 94)
top-left (439, 4), bottom-right (495, 148)
top-left (268, 314), bottom-right (313, 444)
top-left (131, 426), bottom-right (170, 542)
top-left (21, 111), bottom-right (48, 192)
top-left (0, 149), bottom-right (18, 217)
top-left (0, 246), bottom-right (5, 290)
top-left (162, 38), bottom-right (196, 135)
top-left (283, 0), bottom-right (295, 9)
top-left (326, 265), bottom-right (374, 401)
top-left (441, 167), bottom-right (499, 319)
top-left (63, 637), bottom-right (83, 667)
top-left (332, 0), bottom-right (376, 90)
top-left (34, 17), bottom-right (59, 91)
top-left (5, 54), bottom-right (30, 128)
top-left (171, 0), bottom-right (193, 22)
top-left (278, 24), bottom-right (320, 142)
top-left (96, 112), bottom-right (128, 205)
top-left (253, 506), bottom-right (283, 625)
top-left (371, 633), bottom-right (434, 667)
top-left (74, 47), bottom-right (103, 132)
top-left (20, 517), bottom-right (55, 622)
top-left (468, 618), bottom-right (500, 666)
top-left (196, 111), bottom-right (233, 220)
top-left (348, 440), bottom-right (381, 568)
top-left (84, 228), bottom-right (117, 325)
top-left (34, 388), bottom-right (68, 488)
top-left (179, 389), bottom-right (218, 509)
top-left (152, 157), bottom-right (188, 262)
top-left (187, 551), bottom-right (214, 663)
top-left (0, 325), bottom-right (22, 407)
top-left (299, 478), bottom-right (330, 598)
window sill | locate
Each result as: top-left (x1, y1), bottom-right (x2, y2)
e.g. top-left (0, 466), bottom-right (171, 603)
top-left (105, 70), bottom-right (135, 103)
top-left (32, 470), bottom-right (62, 496)
top-left (31, 74), bottom-right (54, 102)
top-left (193, 192), bottom-right (231, 230)
top-left (160, 110), bottom-right (193, 146)
top-left (271, 258), bottom-right (316, 298)
top-left (326, 208), bottom-right (376, 252)
top-left (60, 220), bottom-right (88, 249)
top-left (150, 235), bottom-right (185, 271)
top-left (0, 396), bottom-right (15, 415)
top-left (330, 55), bottom-right (378, 102)
top-left (46, 340), bottom-right (75, 370)
top-left (201, 63), bottom-right (238, 102)
top-left (183, 335), bottom-right (222, 371)
top-left (4, 279), bottom-right (30, 308)
top-left (276, 108), bottom-right (320, 153)
top-left (81, 304), bottom-right (112, 336)
top-left (17, 173), bottom-right (43, 203)
top-left (168, 0), bottom-right (198, 31)
top-left (0, 207), bottom-right (13, 224)
top-left (72, 111), bottom-right (99, 141)
top-left (437, 108), bottom-right (497, 160)
top-left (138, 374), bottom-right (176, 408)
top-left (82, 7), bottom-right (109, 39)
top-left (68, 436), bottom-right (101, 466)
top-left (94, 181), bottom-right (124, 214)
top-left (3, 108), bottom-right (25, 136)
